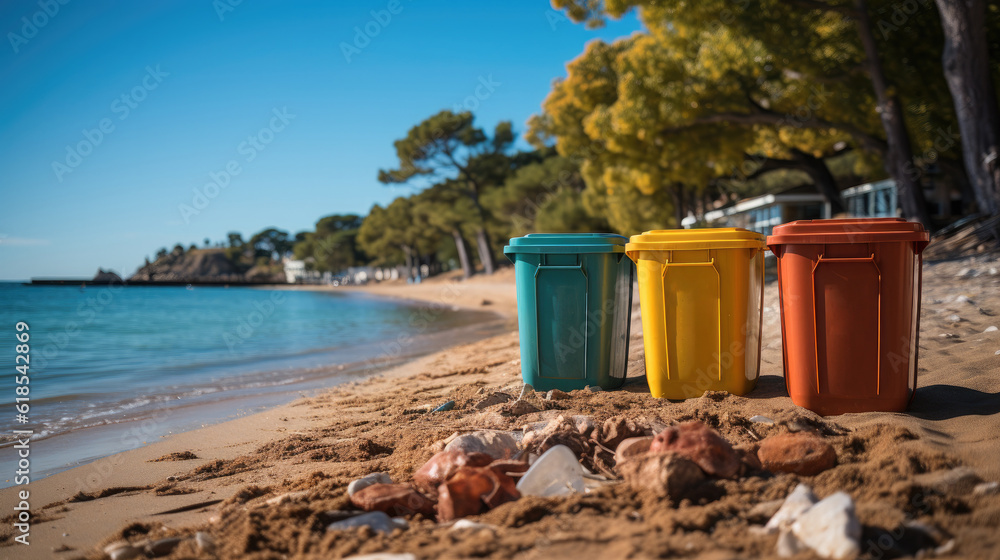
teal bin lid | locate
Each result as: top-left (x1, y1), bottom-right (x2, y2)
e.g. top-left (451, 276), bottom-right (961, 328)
top-left (504, 233), bottom-right (628, 254)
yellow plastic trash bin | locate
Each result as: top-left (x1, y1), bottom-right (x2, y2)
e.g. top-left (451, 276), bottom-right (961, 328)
top-left (625, 229), bottom-right (766, 399)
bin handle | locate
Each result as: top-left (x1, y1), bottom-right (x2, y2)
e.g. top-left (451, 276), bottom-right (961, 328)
top-left (811, 253), bottom-right (882, 395)
top-left (777, 252), bottom-right (792, 399)
top-left (909, 253), bottom-right (924, 406)
top-left (661, 257), bottom-right (723, 382)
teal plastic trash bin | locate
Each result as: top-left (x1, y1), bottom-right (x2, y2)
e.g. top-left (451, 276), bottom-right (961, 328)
top-left (504, 234), bottom-right (634, 392)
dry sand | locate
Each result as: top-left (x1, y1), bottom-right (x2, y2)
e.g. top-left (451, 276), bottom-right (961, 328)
top-left (1, 258), bottom-right (999, 559)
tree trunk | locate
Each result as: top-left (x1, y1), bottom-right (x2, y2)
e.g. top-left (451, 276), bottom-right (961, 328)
top-left (463, 179), bottom-right (498, 275)
top-left (452, 228), bottom-right (474, 278)
top-left (791, 148), bottom-right (846, 214)
top-left (401, 245), bottom-right (414, 281)
top-left (474, 227), bottom-right (495, 275)
top-left (855, 0), bottom-right (931, 225)
top-left (938, 156), bottom-right (977, 213)
top-left (935, 0), bottom-right (1000, 216)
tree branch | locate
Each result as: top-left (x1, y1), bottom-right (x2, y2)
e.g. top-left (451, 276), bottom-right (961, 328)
top-left (661, 109), bottom-right (887, 157)
top-left (787, 0), bottom-right (858, 16)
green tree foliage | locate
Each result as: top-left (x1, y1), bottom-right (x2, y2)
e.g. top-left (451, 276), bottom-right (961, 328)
top-left (484, 152), bottom-right (611, 235)
top-left (357, 199), bottom-right (438, 275)
top-left (379, 110), bottom-right (514, 274)
top-left (292, 214), bottom-right (366, 274)
top-left (410, 182), bottom-right (478, 277)
top-left (249, 228), bottom-right (292, 260)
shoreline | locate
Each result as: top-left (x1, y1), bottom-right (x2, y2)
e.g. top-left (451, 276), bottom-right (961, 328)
top-left (0, 278), bottom-right (512, 490)
top-left (2, 260), bottom-right (999, 558)
top-left (0, 274), bottom-right (520, 557)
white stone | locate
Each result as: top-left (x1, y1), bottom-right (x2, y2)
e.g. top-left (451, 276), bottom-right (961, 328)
top-left (445, 431), bottom-right (519, 460)
top-left (935, 540), bottom-right (957, 556)
top-left (347, 472), bottom-right (393, 498)
top-left (450, 519), bottom-right (497, 532)
top-left (947, 314), bottom-right (962, 322)
top-left (790, 492), bottom-right (861, 559)
top-left (955, 295), bottom-right (974, 304)
top-left (764, 483), bottom-right (818, 534)
top-left (750, 415), bottom-right (775, 425)
top-left (776, 528), bottom-right (806, 557)
top-left (195, 532), bottom-right (215, 553)
top-left (973, 481), bottom-right (999, 496)
top-left (516, 445), bottom-right (585, 497)
top-left (327, 511), bottom-right (398, 534)
top-left (108, 546), bottom-right (143, 560)
top-left (984, 326), bottom-right (999, 333)
top-left (519, 383), bottom-right (534, 399)
top-left (104, 542), bottom-right (142, 560)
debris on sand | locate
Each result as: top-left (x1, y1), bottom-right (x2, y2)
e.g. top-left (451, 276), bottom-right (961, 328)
top-left (595, 415), bottom-right (650, 449)
top-left (431, 400), bottom-right (456, 412)
top-left (516, 445), bottom-right (585, 497)
top-left (327, 511), bottom-right (406, 534)
top-left (437, 465), bottom-right (519, 521)
top-left (760, 483), bottom-right (817, 534)
top-left (758, 484), bottom-right (861, 559)
top-left (788, 492), bottom-right (861, 559)
top-left (618, 451), bottom-right (705, 498)
top-left (350, 483), bottom-right (436, 517)
top-left (545, 389), bottom-right (570, 401)
top-left (444, 431), bottom-right (519, 459)
top-left (648, 420), bottom-right (742, 479)
top-left (413, 451), bottom-right (493, 494)
top-left (757, 432), bottom-right (837, 476)
top-left (521, 416), bottom-right (591, 461)
top-left (347, 472), bottom-right (393, 497)
top-left (613, 436), bottom-right (653, 466)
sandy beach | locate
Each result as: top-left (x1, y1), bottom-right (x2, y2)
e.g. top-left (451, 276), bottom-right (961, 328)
top-left (2, 258), bottom-right (999, 559)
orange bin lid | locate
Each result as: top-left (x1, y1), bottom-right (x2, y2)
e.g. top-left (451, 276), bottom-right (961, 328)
top-left (767, 218), bottom-right (929, 249)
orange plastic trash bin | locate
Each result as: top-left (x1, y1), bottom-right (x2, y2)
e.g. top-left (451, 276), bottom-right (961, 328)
top-left (767, 218), bottom-right (929, 415)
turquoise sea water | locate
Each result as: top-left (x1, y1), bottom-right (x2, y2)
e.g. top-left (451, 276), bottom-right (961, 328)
top-left (0, 283), bottom-right (501, 484)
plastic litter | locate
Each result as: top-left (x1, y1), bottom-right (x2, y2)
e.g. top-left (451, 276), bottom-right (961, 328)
top-left (515, 445), bottom-right (585, 497)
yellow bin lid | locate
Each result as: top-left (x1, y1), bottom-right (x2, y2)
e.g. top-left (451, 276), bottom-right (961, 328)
top-left (626, 228), bottom-right (766, 254)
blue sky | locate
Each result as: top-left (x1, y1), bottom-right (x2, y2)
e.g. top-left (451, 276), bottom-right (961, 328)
top-left (0, 0), bottom-right (641, 280)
